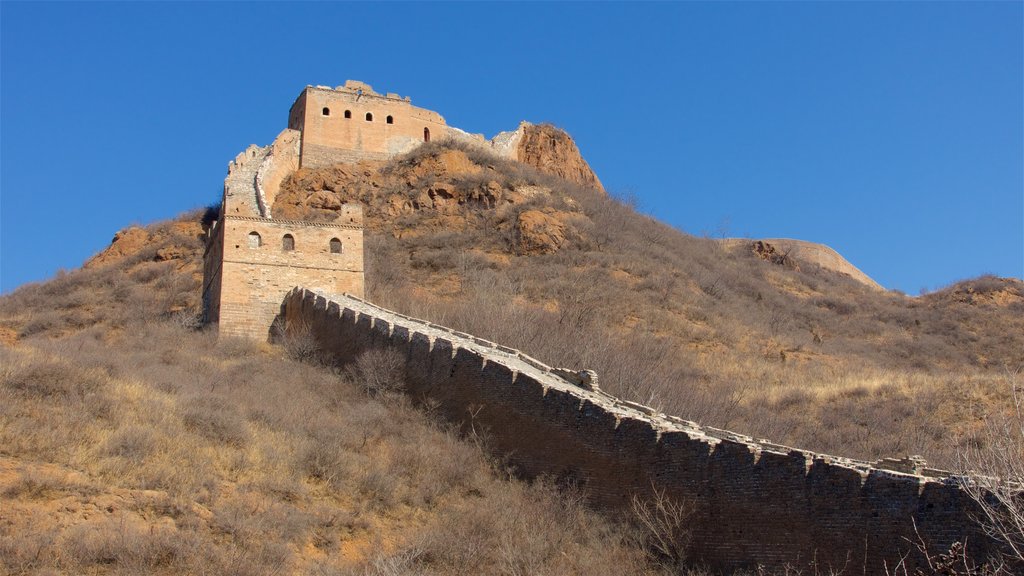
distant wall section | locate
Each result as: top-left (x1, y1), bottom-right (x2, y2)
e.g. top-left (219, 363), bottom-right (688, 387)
top-left (289, 81), bottom-right (450, 168)
top-left (282, 288), bottom-right (999, 574)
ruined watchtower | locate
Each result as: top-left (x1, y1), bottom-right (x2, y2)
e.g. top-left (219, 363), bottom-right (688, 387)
top-left (288, 80), bottom-right (450, 167)
top-left (202, 99), bottom-right (368, 340)
top-left (201, 80), bottom-right (510, 339)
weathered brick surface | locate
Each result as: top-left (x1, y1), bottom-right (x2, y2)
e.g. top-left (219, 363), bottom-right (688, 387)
top-left (282, 288), bottom-right (999, 574)
top-left (202, 119), bottom-right (365, 340)
top-left (204, 217), bottom-right (363, 340)
top-left (288, 81), bottom-right (451, 169)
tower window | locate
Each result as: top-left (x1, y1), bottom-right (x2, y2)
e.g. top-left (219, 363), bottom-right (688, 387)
top-left (248, 231), bottom-right (261, 248)
top-left (424, 127), bottom-right (430, 142)
top-left (330, 238), bottom-right (342, 254)
top-left (344, 110), bottom-right (352, 119)
top-left (322, 107), bottom-right (330, 116)
top-left (282, 234), bottom-right (295, 251)
top-left (386, 115), bottom-right (394, 124)
top-left (365, 112), bottom-right (373, 121)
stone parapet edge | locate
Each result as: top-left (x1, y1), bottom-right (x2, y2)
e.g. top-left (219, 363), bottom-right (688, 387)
top-left (292, 287), bottom-right (960, 489)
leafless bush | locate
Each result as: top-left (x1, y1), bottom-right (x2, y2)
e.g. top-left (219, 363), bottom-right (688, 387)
top-left (180, 395), bottom-right (250, 447)
top-left (346, 348), bottom-right (407, 397)
top-left (631, 486), bottom-right (695, 569)
top-left (957, 371), bottom-right (1024, 572)
top-left (274, 317), bottom-right (323, 363)
top-left (103, 424), bottom-right (157, 463)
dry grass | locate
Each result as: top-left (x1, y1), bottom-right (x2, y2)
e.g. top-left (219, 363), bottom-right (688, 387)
top-left (0, 237), bottom-right (656, 575)
top-left (349, 142), bottom-right (1024, 468)
top-left (3, 141), bottom-right (1021, 573)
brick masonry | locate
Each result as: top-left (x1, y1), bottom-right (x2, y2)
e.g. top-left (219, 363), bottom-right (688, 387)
top-left (282, 288), bottom-right (1000, 574)
top-left (288, 80), bottom-right (451, 169)
top-left (202, 123), bottom-right (364, 339)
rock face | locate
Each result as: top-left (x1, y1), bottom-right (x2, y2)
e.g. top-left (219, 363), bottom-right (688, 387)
top-left (84, 222), bottom-right (203, 269)
top-left (514, 124), bottom-right (603, 191)
top-left (515, 210), bottom-right (568, 255)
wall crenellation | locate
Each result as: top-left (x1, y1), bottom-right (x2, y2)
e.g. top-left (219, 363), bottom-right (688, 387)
top-left (282, 287), bottom-right (999, 574)
top-left (323, 292), bottom-right (948, 482)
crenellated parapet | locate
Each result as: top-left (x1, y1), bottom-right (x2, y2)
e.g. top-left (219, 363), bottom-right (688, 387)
top-left (281, 287), bottom-right (1002, 574)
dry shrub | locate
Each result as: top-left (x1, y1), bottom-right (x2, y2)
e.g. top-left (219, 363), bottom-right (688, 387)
top-left (103, 424), bottom-right (157, 463)
top-left (62, 519), bottom-right (190, 571)
top-left (180, 395), bottom-right (250, 447)
top-left (346, 348), bottom-right (406, 397)
top-left (957, 372), bottom-right (1024, 572)
top-left (631, 487), bottom-right (696, 569)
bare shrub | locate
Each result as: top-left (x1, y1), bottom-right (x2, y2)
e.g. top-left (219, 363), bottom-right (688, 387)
top-left (103, 424), bottom-right (157, 463)
top-left (346, 348), bottom-right (406, 397)
top-left (957, 371), bottom-right (1024, 571)
top-left (62, 518), bottom-right (193, 571)
top-left (180, 396), bottom-right (250, 447)
top-left (631, 486), bottom-right (695, 569)
top-left (273, 317), bottom-right (323, 364)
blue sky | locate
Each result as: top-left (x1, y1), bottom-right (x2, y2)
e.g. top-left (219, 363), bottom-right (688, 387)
top-left (2, 1), bottom-right (1021, 294)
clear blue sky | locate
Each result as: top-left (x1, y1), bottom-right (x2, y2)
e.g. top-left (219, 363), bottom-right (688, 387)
top-left (2, 1), bottom-right (1021, 294)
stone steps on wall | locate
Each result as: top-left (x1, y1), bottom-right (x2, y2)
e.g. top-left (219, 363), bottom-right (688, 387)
top-left (224, 144), bottom-right (272, 218)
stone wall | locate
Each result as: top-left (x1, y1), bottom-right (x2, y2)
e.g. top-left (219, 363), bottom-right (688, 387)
top-left (282, 288), bottom-right (998, 574)
top-left (256, 128), bottom-right (301, 217)
top-left (289, 82), bottom-right (450, 169)
top-left (208, 217), bottom-right (363, 340)
top-left (204, 126), bottom-right (366, 340)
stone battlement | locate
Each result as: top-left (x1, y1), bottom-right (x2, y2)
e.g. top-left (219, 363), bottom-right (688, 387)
top-left (310, 80), bottom-right (413, 103)
top-left (282, 287), bottom-right (999, 574)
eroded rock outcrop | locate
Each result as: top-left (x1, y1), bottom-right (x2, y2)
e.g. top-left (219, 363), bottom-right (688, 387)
top-left (514, 124), bottom-right (603, 191)
top-left (85, 221), bottom-right (203, 269)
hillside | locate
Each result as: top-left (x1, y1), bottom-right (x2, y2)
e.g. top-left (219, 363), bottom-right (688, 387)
top-left (0, 214), bottom-right (658, 575)
top-left (2, 132), bottom-right (1022, 573)
top-left (273, 137), bottom-right (1024, 467)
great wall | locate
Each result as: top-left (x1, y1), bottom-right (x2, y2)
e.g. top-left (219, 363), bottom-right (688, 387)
top-left (280, 288), bottom-right (994, 573)
top-left (202, 81), bottom-right (1005, 573)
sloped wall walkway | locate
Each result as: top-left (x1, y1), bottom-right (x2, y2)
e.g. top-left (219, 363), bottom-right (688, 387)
top-left (282, 288), bottom-right (993, 573)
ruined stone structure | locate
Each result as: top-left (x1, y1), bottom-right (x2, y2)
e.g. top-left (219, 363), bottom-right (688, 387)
top-left (285, 80), bottom-right (602, 189)
top-left (204, 80), bottom-right (605, 339)
top-left (288, 80), bottom-right (450, 167)
top-left (202, 139), bottom-right (364, 340)
top-left (282, 288), bottom-right (998, 574)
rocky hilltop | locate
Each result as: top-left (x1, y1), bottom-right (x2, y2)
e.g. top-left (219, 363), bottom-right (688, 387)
top-left (720, 237), bottom-right (883, 290)
top-left (512, 123), bottom-right (603, 191)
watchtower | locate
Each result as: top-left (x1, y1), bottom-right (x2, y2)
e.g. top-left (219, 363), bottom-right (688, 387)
top-left (287, 80), bottom-right (449, 167)
top-left (202, 140), bottom-right (365, 340)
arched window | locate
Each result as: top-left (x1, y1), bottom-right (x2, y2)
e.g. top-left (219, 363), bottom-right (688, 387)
top-left (386, 115), bottom-right (394, 124)
top-left (248, 231), bottom-right (261, 249)
top-left (330, 238), bottom-right (342, 254)
top-left (344, 110), bottom-right (352, 119)
top-left (322, 107), bottom-right (330, 116)
top-left (282, 234), bottom-right (295, 251)
top-left (424, 127), bottom-right (430, 142)
top-left (365, 112), bottom-right (373, 121)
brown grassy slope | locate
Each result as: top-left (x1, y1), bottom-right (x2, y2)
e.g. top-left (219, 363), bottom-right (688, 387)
top-left (0, 213), bottom-right (653, 576)
top-left (277, 141), bottom-right (1024, 467)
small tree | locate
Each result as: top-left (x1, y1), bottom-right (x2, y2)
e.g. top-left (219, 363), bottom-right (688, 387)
top-left (346, 348), bottom-right (406, 397)
top-left (630, 486), bottom-right (694, 569)
top-left (957, 370), bottom-right (1024, 572)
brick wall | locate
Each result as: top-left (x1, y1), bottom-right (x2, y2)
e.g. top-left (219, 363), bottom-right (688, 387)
top-left (211, 217), bottom-right (363, 340)
top-left (289, 83), bottom-right (450, 169)
top-left (282, 288), bottom-right (1000, 574)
